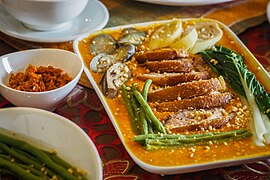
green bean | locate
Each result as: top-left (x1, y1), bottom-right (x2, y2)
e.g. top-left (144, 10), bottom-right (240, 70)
top-left (45, 152), bottom-right (71, 169)
top-left (0, 156), bottom-right (41, 180)
top-left (0, 168), bottom-right (17, 177)
top-left (148, 122), bottom-right (154, 134)
top-left (139, 107), bottom-right (148, 134)
top-left (18, 163), bottom-right (50, 178)
top-left (134, 133), bottom-right (186, 142)
top-left (133, 90), bottom-right (167, 134)
top-left (134, 129), bottom-right (248, 142)
top-left (144, 131), bottom-right (252, 150)
top-left (121, 84), bottom-right (135, 120)
top-left (45, 152), bottom-right (87, 180)
top-left (0, 133), bottom-right (81, 180)
top-left (121, 80), bottom-right (155, 135)
top-left (142, 79), bottom-right (152, 101)
top-left (131, 85), bottom-right (148, 135)
top-left (0, 156), bottom-right (9, 164)
top-left (0, 153), bottom-right (47, 178)
top-left (12, 147), bottom-right (41, 164)
top-left (0, 142), bottom-right (53, 176)
top-left (121, 84), bottom-right (140, 134)
top-left (130, 92), bottom-right (141, 134)
top-left (184, 129), bottom-right (247, 138)
top-left (139, 79), bottom-right (152, 134)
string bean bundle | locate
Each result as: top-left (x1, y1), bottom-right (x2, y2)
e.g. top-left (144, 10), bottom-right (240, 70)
top-left (0, 132), bottom-right (88, 180)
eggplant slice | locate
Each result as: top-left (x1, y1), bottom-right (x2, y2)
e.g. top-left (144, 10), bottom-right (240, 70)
top-left (90, 34), bottom-right (117, 55)
top-left (118, 27), bottom-right (146, 45)
top-left (114, 43), bottom-right (136, 62)
top-left (101, 62), bottom-right (131, 98)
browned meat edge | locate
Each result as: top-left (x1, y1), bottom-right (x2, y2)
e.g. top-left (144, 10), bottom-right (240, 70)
top-left (155, 92), bottom-right (233, 112)
top-left (192, 54), bottom-right (211, 72)
top-left (164, 109), bottom-right (236, 132)
top-left (143, 59), bottom-right (194, 73)
top-left (137, 71), bottom-right (209, 86)
top-left (148, 78), bottom-right (223, 102)
top-left (135, 48), bottom-right (188, 63)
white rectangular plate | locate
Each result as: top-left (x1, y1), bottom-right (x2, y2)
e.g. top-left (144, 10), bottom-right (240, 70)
top-left (73, 18), bottom-right (270, 175)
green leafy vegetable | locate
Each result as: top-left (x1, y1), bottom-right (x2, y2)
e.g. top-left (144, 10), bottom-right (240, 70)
top-left (200, 45), bottom-right (270, 145)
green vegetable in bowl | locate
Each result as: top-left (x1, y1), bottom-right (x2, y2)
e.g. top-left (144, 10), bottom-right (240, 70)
top-left (0, 133), bottom-right (88, 180)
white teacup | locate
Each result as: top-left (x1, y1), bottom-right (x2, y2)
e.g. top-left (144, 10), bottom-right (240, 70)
top-left (1, 0), bottom-right (89, 31)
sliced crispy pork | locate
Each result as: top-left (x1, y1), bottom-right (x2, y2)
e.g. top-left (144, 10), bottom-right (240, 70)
top-left (143, 59), bottom-right (194, 73)
top-left (135, 48), bottom-right (188, 63)
top-left (193, 54), bottom-right (215, 77)
top-left (135, 49), bottom-right (236, 131)
top-left (155, 92), bottom-right (233, 112)
top-left (148, 78), bottom-right (225, 102)
top-left (164, 108), bottom-right (236, 132)
top-left (137, 71), bottom-right (209, 86)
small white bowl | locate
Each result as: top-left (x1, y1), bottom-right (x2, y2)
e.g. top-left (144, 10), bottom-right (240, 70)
top-left (1, 0), bottom-right (89, 31)
top-left (0, 49), bottom-right (83, 111)
top-left (0, 107), bottom-right (103, 180)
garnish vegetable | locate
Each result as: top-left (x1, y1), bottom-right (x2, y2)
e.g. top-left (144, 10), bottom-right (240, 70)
top-left (200, 45), bottom-right (270, 145)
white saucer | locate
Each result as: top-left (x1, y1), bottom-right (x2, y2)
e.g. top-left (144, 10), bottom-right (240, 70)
top-left (0, 0), bottom-right (109, 43)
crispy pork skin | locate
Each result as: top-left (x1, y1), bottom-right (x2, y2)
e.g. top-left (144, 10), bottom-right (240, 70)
top-left (155, 92), bottom-right (233, 112)
top-left (135, 48), bottom-right (188, 63)
top-left (164, 108), bottom-right (236, 132)
top-left (137, 71), bottom-right (209, 86)
top-left (148, 78), bottom-right (224, 102)
top-left (143, 59), bottom-right (194, 73)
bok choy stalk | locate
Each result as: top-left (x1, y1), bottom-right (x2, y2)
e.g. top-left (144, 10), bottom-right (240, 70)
top-left (199, 46), bottom-right (270, 146)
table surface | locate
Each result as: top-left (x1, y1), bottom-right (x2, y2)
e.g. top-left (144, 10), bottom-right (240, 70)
top-left (1, 0), bottom-right (270, 179)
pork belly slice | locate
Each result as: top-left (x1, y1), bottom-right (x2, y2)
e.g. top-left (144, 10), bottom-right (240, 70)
top-left (164, 108), bottom-right (236, 132)
top-left (135, 48), bottom-right (188, 63)
top-left (143, 59), bottom-right (194, 73)
top-left (148, 78), bottom-right (225, 102)
top-left (137, 71), bottom-right (209, 86)
top-left (155, 92), bottom-right (233, 112)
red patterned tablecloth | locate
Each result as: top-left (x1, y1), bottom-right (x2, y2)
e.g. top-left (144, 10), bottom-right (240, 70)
top-left (1, 21), bottom-right (270, 180)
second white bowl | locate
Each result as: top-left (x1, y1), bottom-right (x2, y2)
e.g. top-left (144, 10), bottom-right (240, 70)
top-left (0, 107), bottom-right (103, 179)
top-left (0, 49), bottom-right (83, 111)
